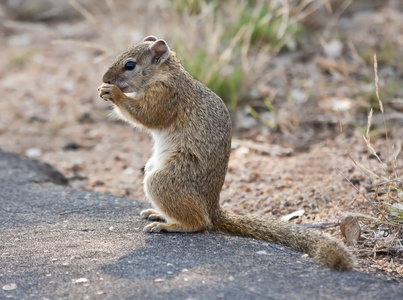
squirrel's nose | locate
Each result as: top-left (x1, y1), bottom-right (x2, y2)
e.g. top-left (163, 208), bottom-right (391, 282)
top-left (102, 71), bottom-right (111, 84)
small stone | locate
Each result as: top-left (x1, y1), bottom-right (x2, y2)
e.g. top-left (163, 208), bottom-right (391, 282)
top-left (75, 278), bottom-right (89, 284)
top-left (25, 148), bottom-right (42, 157)
top-left (63, 142), bottom-right (80, 151)
top-left (122, 167), bottom-right (135, 175)
top-left (154, 278), bottom-right (165, 283)
top-left (3, 283), bottom-right (17, 291)
top-left (256, 250), bottom-right (267, 255)
top-left (324, 39), bottom-right (343, 59)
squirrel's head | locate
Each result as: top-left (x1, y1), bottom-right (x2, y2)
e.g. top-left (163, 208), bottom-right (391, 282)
top-left (102, 36), bottom-right (173, 94)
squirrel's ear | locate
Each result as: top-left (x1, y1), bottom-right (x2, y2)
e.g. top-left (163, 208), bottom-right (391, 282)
top-left (150, 39), bottom-right (170, 63)
top-left (143, 36), bottom-right (157, 42)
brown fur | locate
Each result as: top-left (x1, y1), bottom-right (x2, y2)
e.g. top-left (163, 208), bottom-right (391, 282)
top-left (98, 37), bottom-right (355, 271)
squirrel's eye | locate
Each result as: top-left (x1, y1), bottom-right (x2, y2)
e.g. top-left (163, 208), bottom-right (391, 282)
top-left (124, 61), bottom-right (136, 71)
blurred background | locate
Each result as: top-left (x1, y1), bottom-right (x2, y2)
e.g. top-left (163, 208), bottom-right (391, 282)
top-left (0, 0), bottom-right (402, 276)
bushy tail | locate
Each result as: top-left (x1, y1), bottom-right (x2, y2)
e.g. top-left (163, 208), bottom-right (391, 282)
top-left (212, 209), bottom-right (354, 271)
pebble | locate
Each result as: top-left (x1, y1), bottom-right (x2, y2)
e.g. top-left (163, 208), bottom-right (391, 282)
top-left (75, 278), bottom-right (89, 284)
top-left (25, 148), bottom-right (42, 157)
top-left (324, 39), bottom-right (343, 59)
top-left (3, 283), bottom-right (17, 291)
top-left (122, 167), bottom-right (135, 175)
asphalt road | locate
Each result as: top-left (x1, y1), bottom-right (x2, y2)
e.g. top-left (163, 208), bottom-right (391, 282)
top-left (1, 149), bottom-right (402, 299)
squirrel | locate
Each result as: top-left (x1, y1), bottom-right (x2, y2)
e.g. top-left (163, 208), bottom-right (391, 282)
top-left (98, 36), bottom-right (354, 271)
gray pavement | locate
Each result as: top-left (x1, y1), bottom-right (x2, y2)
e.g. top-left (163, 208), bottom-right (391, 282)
top-left (1, 149), bottom-right (402, 299)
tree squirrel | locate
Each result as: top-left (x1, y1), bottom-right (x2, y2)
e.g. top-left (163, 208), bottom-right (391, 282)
top-left (98, 36), bottom-right (354, 271)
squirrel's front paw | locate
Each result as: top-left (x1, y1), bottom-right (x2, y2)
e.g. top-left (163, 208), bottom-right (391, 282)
top-left (97, 83), bottom-right (123, 103)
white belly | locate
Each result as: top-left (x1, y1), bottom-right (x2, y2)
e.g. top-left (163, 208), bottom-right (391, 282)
top-left (142, 130), bottom-right (176, 223)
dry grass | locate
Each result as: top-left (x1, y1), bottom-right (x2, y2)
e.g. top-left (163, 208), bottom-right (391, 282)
top-left (340, 54), bottom-right (403, 273)
top-left (170, 0), bottom-right (324, 109)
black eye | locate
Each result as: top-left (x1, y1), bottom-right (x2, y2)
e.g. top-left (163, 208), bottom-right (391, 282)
top-left (124, 61), bottom-right (136, 71)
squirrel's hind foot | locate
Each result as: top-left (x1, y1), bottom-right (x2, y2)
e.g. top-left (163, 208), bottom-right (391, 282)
top-left (140, 209), bottom-right (166, 222)
top-left (143, 222), bottom-right (200, 233)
